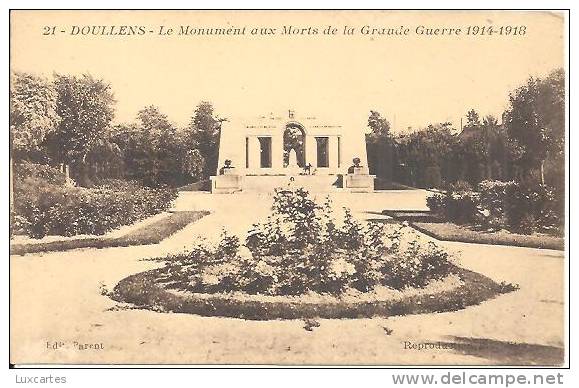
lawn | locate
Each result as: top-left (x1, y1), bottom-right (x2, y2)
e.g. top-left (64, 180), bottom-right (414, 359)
top-left (10, 211), bottom-right (209, 255)
top-left (382, 209), bottom-right (442, 223)
top-left (411, 222), bottom-right (564, 251)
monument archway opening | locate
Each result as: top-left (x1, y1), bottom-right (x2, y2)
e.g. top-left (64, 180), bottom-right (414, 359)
top-left (283, 123), bottom-right (306, 168)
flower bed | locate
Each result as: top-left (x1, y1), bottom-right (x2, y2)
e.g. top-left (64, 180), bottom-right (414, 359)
top-left (110, 265), bottom-right (508, 320)
top-left (111, 188), bottom-right (516, 319)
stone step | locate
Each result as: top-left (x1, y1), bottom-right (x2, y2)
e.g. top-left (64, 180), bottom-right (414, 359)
top-left (242, 174), bottom-right (342, 193)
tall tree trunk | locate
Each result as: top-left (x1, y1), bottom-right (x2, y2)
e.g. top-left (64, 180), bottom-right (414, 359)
top-left (61, 163), bottom-right (72, 185)
top-left (540, 160), bottom-right (545, 185)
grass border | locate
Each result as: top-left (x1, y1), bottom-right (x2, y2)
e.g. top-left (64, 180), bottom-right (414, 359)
top-left (382, 209), bottom-right (443, 223)
top-left (110, 265), bottom-right (509, 320)
top-left (411, 222), bottom-right (564, 251)
top-left (10, 211), bottom-right (209, 255)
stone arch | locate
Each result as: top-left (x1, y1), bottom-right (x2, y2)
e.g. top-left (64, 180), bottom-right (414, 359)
top-left (283, 122), bottom-right (306, 167)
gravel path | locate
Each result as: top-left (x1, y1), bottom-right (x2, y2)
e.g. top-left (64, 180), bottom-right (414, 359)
top-left (10, 191), bottom-right (565, 365)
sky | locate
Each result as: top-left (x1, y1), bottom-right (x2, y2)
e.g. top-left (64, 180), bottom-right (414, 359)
top-left (10, 10), bottom-right (565, 134)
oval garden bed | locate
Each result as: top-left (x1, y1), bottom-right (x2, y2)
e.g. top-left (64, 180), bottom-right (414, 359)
top-left (110, 188), bottom-right (517, 320)
top-left (111, 265), bottom-right (510, 320)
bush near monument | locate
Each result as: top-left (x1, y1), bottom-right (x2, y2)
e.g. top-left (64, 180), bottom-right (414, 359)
top-left (427, 179), bottom-right (563, 235)
top-left (11, 211), bottom-right (208, 255)
top-left (12, 163), bottom-right (177, 238)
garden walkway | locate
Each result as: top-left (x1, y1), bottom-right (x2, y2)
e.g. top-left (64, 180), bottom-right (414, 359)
top-left (10, 190), bottom-right (565, 365)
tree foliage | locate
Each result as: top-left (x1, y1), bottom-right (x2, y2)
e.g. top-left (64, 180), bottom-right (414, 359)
top-left (365, 110), bottom-right (393, 182)
top-left (392, 122), bottom-right (459, 187)
top-left (11, 67), bottom-right (564, 193)
top-left (10, 72), bottom-right (60, 158)
top-left (367, 110), bottom-right (391, 140)
top-left (186, 101), bottom-right (223, 178)
top-left (503, 68), bottom-right (565, 182)
top-left (368, 68), bottom-right (564, 190)
top-left (107, 105), bottom-right (209, 187)
top-left (49, 73), bottom-right (115, 164)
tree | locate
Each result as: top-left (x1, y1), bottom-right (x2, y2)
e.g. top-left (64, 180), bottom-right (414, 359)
top-left (109, 122), bottom-right (142, 181)
top-left (48, 73), bottom-right (115, 183)
top-left (134, 105), bottom-right (179, 186)
top-left (10, 71), bottom-right (60, 205)
top-left (393, 122), bottom-right (459, 188)
top-left (186, 102), bottom-right (224, 178)
top-left (182, 148), bottom-right (205, 181)
top-left (482, 115), bottom-right (498, 128)
top-left (504, 68), bottom-right (565, 184)
top-left (84, 131), bottom-right (123, 182)
top-left (365, 111), bottom-right (393, 185)
top-left (464, 109), bottom-right (481, 129)
top-left (458, 110), bottom-right (497, 184)
top-left (136, 105), bottom-right (175, 143)
top-left (367, 110), bottom-right (391, 140)
top-left (10, 72), bottom-right (60, 159)
top-left (481, 115), bottom-right (510, 180)
top-left (109, 106), bottom-right (206, 188)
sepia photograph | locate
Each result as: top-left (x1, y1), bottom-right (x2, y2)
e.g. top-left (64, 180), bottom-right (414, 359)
top-left (8, 8), bottom-right (568, 370)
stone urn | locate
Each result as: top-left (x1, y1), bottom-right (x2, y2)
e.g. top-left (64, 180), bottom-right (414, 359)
top-left (222, 159), bottom-right (237, 175)
top-left (350, 157), bottom-right (369, 175)
top-left (344, 156), bottom-right (375, 193)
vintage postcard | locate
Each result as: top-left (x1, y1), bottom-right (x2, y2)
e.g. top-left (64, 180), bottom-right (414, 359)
top-left (9, 9), bottom-right (567, 368)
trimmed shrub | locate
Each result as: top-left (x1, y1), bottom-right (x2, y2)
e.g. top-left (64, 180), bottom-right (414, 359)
top-left (506, 183), bottom-right (561, 234)
top-left (428, 179), bottom-right (563, 235)
top-left (428, 191), bottom-right (478, 224)
top-left (90, 178), bottom-right (141, 191)
top-left (13, 176), bottom-right (177, 238)
top-left (476, 180), bottom-right (562, 233)
top-left (448, 180), bottom-right (473, 192)
top-left (476, 180), bottom-right (518, 229)
top-left (426, 194), bottom-right (445, 214)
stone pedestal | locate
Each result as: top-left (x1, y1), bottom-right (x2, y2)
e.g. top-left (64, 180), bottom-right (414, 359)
top-left (343, 173), bottom-right (375, 193)
top-left (222, 167), bottom-right (237, 175)
top-left (210, 175), bottom-right (243, 194)
top-left (353, 166), bottom-right (369, 175)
